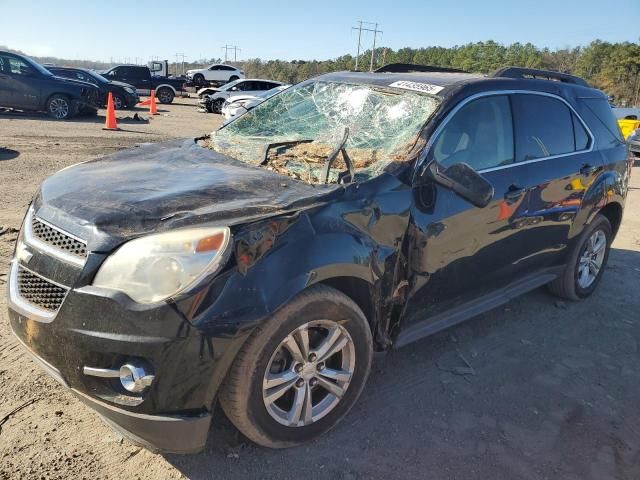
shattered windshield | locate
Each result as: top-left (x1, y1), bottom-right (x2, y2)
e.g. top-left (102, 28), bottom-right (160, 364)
top-left (209, 80), bottom-right (440, 183)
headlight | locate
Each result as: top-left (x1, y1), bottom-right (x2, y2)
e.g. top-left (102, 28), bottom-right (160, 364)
top-left (124, 87), bottom-right (135, 94)
top-left (93, 227), bottom-right (231, 304)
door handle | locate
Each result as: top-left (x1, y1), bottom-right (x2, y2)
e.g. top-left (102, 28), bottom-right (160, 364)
top-left (504, 185), bottom-right (526, 201)
top-left (580, 163), bottom-right (599, 176)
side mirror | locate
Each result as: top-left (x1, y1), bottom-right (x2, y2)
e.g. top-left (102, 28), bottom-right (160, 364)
top-left (424, 161), bottom-right (494, 208)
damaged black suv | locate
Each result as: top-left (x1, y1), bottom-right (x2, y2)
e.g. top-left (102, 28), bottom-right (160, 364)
top-left (7, 66), bottom-right (630, 453)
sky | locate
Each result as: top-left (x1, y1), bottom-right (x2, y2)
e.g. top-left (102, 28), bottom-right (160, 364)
top-left (1, 0), bottom-right (639, 63)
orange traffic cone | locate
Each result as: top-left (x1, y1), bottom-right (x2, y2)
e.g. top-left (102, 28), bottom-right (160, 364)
top-left (149, 89), bottom-right (159, 115)
top-left (138, 97), bottom-right (151, 107)
top-left (103, 92), bottom-right (119, 130)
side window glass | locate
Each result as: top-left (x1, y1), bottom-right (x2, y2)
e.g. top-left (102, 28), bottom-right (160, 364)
top-left (432, 95), bottom-right (514, 171)
top-left (578, 98), bottom-right (624, 148)
top-left (513, 95), bottom-right (575, 161)
top-left (572, 114), bottom-right (590, 150)
top-left (8, 57), bottom-right (32, 76)
top-left (209, 65), bottom-right (220, 70)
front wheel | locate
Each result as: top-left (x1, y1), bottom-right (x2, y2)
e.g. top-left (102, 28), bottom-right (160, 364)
top-left (548, 214), bottom-right (612, 300)
top-left (193, 74), bottom-right (205, 86)
top-left (46, 94), bottom-right (76, 120)
top-left (219, 285), bottom-right (373, 448)
top-left (111, 93), bottom-right (125, 110)
top-left (212, 98), bottom-right (225, 114)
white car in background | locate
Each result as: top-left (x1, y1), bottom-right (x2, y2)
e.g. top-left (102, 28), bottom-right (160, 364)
top-left (222, 85), bottom-right (290, 121)
top-left (198, 79), bottom-right (284, 113)
top-left (186, 64), bottom-right (245, 86)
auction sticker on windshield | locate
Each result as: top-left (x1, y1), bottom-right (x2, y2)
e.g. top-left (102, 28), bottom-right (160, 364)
top-left (389, 81), bottom-right (444, 95)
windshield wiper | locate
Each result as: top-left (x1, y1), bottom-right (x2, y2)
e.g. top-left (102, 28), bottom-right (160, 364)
top-left (261, 139), bottom-right (314, 165)
top-left (321, 127), bottom-right (355, 184)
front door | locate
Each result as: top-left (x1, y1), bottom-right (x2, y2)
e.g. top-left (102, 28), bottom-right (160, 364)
top-left (0, 54), bottom-right (41, 108)
top-left (403, 93), bottom-right (534, 328)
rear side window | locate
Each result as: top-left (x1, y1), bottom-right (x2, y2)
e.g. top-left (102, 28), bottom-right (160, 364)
top-left (573, 114), bottom-right (590, 150)
top-left (431, 95), bottom-right (514, 171)
top-left (577, 98), bottom-right (624, 149)
top-left (512, 94), bottom-right (578, 161)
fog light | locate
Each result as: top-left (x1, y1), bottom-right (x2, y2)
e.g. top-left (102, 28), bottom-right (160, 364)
top-left (119, 362), bottom-right (154, 393)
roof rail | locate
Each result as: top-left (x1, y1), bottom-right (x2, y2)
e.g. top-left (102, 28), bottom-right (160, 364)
top-left (491, 67), bottom-right (589, 87)
top-left (374, 63), bottom-right (467, 74)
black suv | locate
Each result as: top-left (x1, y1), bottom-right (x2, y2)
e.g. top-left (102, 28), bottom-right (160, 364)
top-left (0, 51), bottom-right (99, 119)
top-left (47, 66), bottom-right (139, 110)
top-left (7, 66), bottom-right (630, 453)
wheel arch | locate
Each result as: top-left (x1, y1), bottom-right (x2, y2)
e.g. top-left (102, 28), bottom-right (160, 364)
top-left (154, 83), bottom-right (177, 94)
top-left (597, 201), bottom-right (623, 238)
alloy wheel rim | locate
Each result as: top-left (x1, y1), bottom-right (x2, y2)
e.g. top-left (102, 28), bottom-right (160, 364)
top-left (113, 96), bottom-right (123, 109)
top-left (158, 91), bottom-right (171, 103)
top-left (262, 320), bottom-right (355, 427)
top-left (50, 98), bottom-right (69, 119)
top-left (577, 229), bottom-right (606, 289)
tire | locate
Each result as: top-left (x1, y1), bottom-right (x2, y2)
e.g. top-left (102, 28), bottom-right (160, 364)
top-left (228, 75), bottom-right (239, 82)
top-left (548, 214), bottom-right (612, 300)
top-left (112, 94), bottom-right (125, 110)
top-left (46, 94), bottom-right (76, 120)
top-left (212, 98), bottom-right (225, 114)
top-left (219, 284), bottom-right (373, 448)
top-left (193, 74), bottom-right (205, 86)
top-left (156, 88), bottom-right (174, 104)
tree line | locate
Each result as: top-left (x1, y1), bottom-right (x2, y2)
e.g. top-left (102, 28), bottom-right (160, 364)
top-left (4, 40), bottom-right (639, 105)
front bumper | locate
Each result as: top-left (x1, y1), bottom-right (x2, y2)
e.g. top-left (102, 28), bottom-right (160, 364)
top-left (6, 247), bottom-right (245, 453)
top-left (10, 330), bottom-right (211, 453)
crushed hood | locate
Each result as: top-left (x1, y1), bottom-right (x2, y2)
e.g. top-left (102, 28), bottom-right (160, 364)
top-left (34, 139), bottom-right (341, 251)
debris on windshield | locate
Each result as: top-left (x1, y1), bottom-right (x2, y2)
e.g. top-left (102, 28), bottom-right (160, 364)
top-left (209, 80), bottom-right (439, 184)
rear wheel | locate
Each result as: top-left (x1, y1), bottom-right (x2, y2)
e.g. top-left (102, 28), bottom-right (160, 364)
top-left (228, 75), bottom-right (239, 82)
top-left (548, 214), bottom-right (612, 300)
top-left (219, 285), bottom-right (373, 448)
top-left (46, 94), bottom-right (76, 120)
top-left (156, 87), bottom-right (174, 104)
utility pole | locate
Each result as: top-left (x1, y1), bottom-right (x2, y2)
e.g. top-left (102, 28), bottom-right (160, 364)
top-left (221, 45), bottom-right (241, 62)
top-left (369, 23), bottom-right (382, 72)
top-left (175, 53), bottom-right (186, 76)
top-left (351, 21), bottom-right (382, 71)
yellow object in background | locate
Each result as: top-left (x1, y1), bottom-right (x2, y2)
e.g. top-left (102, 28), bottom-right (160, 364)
top-left (618, 119), bottom-right (640, 139)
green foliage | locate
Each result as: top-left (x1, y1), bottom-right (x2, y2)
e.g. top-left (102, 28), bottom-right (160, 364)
top-left (237, 40), bottom-right (640, 106)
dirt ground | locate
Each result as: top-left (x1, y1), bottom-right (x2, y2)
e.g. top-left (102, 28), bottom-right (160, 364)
top-left (1, 99), bottom-right (639, 480)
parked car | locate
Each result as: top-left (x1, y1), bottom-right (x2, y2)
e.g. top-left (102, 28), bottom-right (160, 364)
top-left (186, 64), bottom-right (244, 86)
top-left (7, 66), bottom-right (630, 454)
top-left (221, 85), bottom-right (290, 121)
top-left (100, 62), bottom-right (186, 104)
top-left (198, 79), bottom-right (284, 113)
top-left (627, 128), bottom-right (640, 157)
top-left (0, 51), bottom-right (99, 119)
top-left (612, 107), bottom-right (640, 139)
top-left (47, 66), bottom-right (139, 110)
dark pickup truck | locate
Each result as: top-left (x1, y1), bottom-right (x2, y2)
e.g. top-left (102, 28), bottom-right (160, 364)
top-left (100, 61), bottom-right (186, 104)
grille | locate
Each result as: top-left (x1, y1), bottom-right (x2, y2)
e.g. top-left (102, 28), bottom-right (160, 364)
top-left (16, 266), bottom-right (68, 312)
top-left (31, 216), bottom-right (87, 258)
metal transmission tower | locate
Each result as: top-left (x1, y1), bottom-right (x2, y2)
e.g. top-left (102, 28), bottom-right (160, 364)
top-left (351, 21), bottom-right (382, 71)
top-left (221, 45), bottom-right (241, 62)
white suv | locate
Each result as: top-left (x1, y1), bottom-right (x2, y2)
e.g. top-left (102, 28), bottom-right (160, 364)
top-left (186, 64), bottom-right (245, 86)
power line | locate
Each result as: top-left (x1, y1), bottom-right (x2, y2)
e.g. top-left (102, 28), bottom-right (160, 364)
top-left (351, 21), bottom-right (382, 72)
top-left (175, 53), bottom-right (186, 76)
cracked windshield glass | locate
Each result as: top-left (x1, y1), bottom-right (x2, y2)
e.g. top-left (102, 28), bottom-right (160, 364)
top-left (209, 81), bottom-right (440, 183)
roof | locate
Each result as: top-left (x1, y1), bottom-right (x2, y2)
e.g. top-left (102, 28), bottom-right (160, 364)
top-left (319, 71), bottom-right (484, 93)
top-left (318, 69), bottom-right (602, 99)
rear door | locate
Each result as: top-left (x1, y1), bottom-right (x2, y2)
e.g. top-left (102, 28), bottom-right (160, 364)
top-left (512, 92), bottom-right (601, 270)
